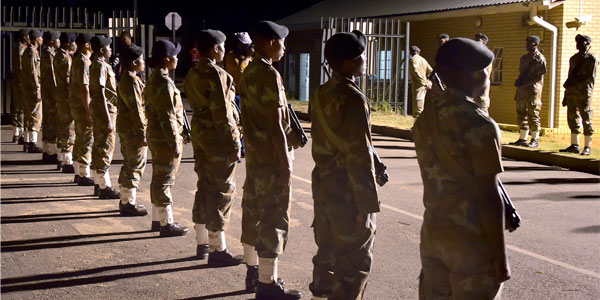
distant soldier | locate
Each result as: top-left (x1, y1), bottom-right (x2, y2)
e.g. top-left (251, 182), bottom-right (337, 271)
top-left (11, 29), bottom-right (30, 144)
top-left (71, 33), bottom-right (96, 186)
top-left (21, 29), bottom-right (44, 153)
top-left (145, 40), bottom-right (190, 237)
top-left (184, 29), bottom-right (243, 266)
top-left (560, 34), bottom-right (598, 156)
top-left (413, 37), bottom-right (510, 299)
top-left (40, 30), bottom-right (61, 163)
top-left (510, 36), bottom-right (546, 148)
top-left (54, 32), bottom-right (77, 173)
top-left (309, 30), bottom-right (379, 300)
top-left (116, 45), bottom-right (149, 216)
top-left (438, 33), bottom-right (449, 47)
top-left (239, 20), bottom-right (301, 299)
top-left (475, 32), bottom-right (492, 115)
top-left (409, 45), bottom-right (433, 118)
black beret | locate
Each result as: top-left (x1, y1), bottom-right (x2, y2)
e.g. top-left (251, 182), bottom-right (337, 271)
top-left (410, 45), bottom-right (421, 52)
top-left (435, 37), bottom-right (494, 71)
top-left (59, 32), bottom-right (76, 44)
top-left (44, 30), bottom-right (60, 41)
top-left (576, 34), bottom-right (592, 43)
top-left (439, 33), bottom-right (449, 39)
top-left (121, 44), bottom-right (144, 63)
top-left (527, 35), bottom-right (541, 43)
top-left (76, 32), bottom-right (95, 45)
top-left (475, 33), bottom-right (488, 42)
top-left (198, 29), bottom-right (226, 51)
top-left (29, 29), bottom-right (43, 39)
top-left (148, 39), bottom-right (181, 68)
top-left (19, 29), bottom-right (30, 37)
top-left (90, 35), bottom-right (112, 52)
top-left (325, 30), bottom-right (366, 62)
top-left (251, 20), bottom-right (289, 40)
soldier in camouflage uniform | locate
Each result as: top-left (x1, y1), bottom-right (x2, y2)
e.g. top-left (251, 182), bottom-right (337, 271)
top-left (184, 29), bottom-right (243, 266)
top-left (560, 34), bottom-right (598, 156)
top-left (89, 35), bottom-right (120, 199)
top-left (239, 21), bottom-right (301, 300)
top-left (475, 33), bottom-right (492, 115)
top-left (116, 45), bottom-right (149, 216)
top-left (21, 29), bottom-right (44, 154)
top-left (413, 38), bottom-right (510, 300)
top-left (309, 30), bottom-right (379, 300)
top-left (145, 39), bottom-right (189, 237)
top-left (11, 29), bottom-right (30, 144)
top-left (409, 46), bottom-right (433, 118)
top-left (71, 33), bottom-right (96, 186)
top-left (54, 32), bottom-right (77, 173)
top-left (40, 30), bottom-right (61, 163)
top-left (510, 36), bottom-right (546, 148)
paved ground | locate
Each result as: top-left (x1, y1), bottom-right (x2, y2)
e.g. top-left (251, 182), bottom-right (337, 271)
top-left (1, 122), bottom-right (599, 300)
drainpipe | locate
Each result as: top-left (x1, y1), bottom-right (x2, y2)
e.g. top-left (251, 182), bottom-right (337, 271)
top-left (530, 6), bottom-right (558, 128)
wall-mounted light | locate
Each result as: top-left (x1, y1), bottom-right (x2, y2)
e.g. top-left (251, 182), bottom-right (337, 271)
top-left (566, 15), bottom-right (593, 29)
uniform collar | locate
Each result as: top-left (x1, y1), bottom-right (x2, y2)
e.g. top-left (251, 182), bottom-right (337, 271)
top-left (332, 71), bottom-right (359, 89)
top-left (199, 56), bottom-right (216, 65)
top-left (255, 53), bottom-right (272, 66)
top-left (443, 87), bottom-right (475, 104)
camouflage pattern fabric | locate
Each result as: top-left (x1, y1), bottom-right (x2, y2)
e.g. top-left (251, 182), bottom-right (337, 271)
top-left (54, 48), bottom-right (75, 153)
top-left (224, 51), bottom-right (252, 88)
top-left (21, 45), bottom-right (42, 132)
top-left (184, 57), bottom-right (241, 231)
top-left (413, 88), bottom-right (506, 299)
top-left (90, 56), bottom-right (118, 173)
top-left (515, 49), bottom-right (546, 132)
top-left (308, 72), bottom-right (379, 300)
top-left (564, 51), bottom-right (598, 136)
top-left (70, 52), bottom-right (93, 166)
top-left (409, 54), bottom-right (433, 118)
top-left (145, 69), bottom-right (185, 207)
top-left (117, 71), bottom-right (147, 189)
top-left (11, 43), bottom-right (27, 128)
top-left (475, 64), bottom-right (493, 116)
top-left (41, 46), bottom-right (58, 143)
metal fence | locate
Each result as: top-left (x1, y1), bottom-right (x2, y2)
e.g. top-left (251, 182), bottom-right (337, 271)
top-left (321, 17), bottom-right (410, 115)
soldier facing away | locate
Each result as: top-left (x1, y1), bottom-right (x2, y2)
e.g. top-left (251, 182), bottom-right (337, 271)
top-left (413, 37), bottom-right (510, 299)
top-left (21, 29), bottom-right (44, 154)
top-left (11, 29), bottom-right (30, 144)
top-left (40, 30), bottom-right (61, 164)
top-left (409, 45), bottom-right (433, 118)
top-left (309, 30), bottom-right (379, 300)
top-left (475, 33), bottom-right (492, 115)
top-left (560, 34), bottom-right (598, 156)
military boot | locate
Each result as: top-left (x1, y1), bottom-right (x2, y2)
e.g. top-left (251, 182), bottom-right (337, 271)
top-left (74, 175), bottom-right (80, 183)
top-left (581, 147), bottom-right (591, 156)
top-left (150, 221), bottom-right (161, 232)
top-left (94, 184), bottom-right (99, 196)
top-left (98, 187), bottom-right (120, 199)
top-left (12, 135), bottom-right (18, 143)
top-left (18, 136), bottom-right (24, 145)
top-left (208, 249), bottom-right (244, 267)
top-left (62, 164), bottom-right (75, 173)
top-left (77, 176), bottom-right (95, 186)
top-left (528, 139), bottom-right (539, 148)
top-left (509, 139), bottom-right (528, 147)
top-left (246, 265), bottom-right (259, 292)
top-left (28, 143), bottom-right (43, 153)
top-left (159, 223), bottom-right (190, 237)
top-left (256, 280), bottom-right (301, 300)
top-left (559, 144), bottom-right (580, 153)
top-left (119, 202), bottom-right (149, 216)
top-left (196, 244), bottom-right (210, 260)
top-left (47, 154), bottom-right (59, 164)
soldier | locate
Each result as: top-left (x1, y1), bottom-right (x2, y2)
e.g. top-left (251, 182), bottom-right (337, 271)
top-left (40, 30), bottom-right (61, 163)
top-left (11, 29), bottom-right (30, 144)
top-left (21, 29), bottom-right (44, 153)
top-left (409, 45), bottom-right (433, 118)
top-left (54, 32), bottom-right (77, 173)
top-left (71, 32), bottom-right (96, 186)
top-left (439, 33), bottom-right (449, 47)
top-left (184, 30), bottom-right (243, 266)
top-left (116, 45), bottom-right (149, 216)
top-left (239, 20), bottom-right (301, 299)
top-left (413, 38), bottom-right (510, 299)
top-left (89, 35), bottom-right (120, 199)
top-left (309, 30), bottom-right (379, 300)
top-left (475, 33), bottom-right (492, 115)
top-left (560, 34), bottom-right (598, 156)
top-left (145, 39), bottom-right (190, 237)
top-left (510, 36), bottom-right (547, 148)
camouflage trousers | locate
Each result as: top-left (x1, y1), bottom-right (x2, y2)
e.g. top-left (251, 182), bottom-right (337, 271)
top-left (192, 144), bottom-right (236, 232)
top-left (41, 84), bottom-right (58, 143)
top-left (91, 111), bottom-right (117, 173)
top-left (148, 139), bottom-right (182, 207)
top-left (413, 86), bottom-right (428, 118)
top-left (309, 170), bottom-right (376, 300)
top-left (11, 80), bottom-right (24, 128)
top-left (117, 132), bottom-right (147, 189)
top-left (565, 90), bottom-right (594, 136)
top-left (241, 163), bottom-right (291, 258)
top-left (56, 92), bottom-right (75, 153)
top-left (22, 89), bottom-right (42, 132)
top-left (515, 90), bottom-right (542, 133)
top-left (71, 106), bottom-right (93, 166)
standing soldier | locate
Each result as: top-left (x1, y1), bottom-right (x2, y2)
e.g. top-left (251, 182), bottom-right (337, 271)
top-left (21, 29), bottom-right (44, 154)
top-left (145, 40), bottom-right (189, 237)
top-left (11, 29), bottom-right (29, 144)
top-left (116, 45), bottom-right (149, 216)
top-left (511, 36), bottom-right (546, 148)
top-left (239, 20), bottom-right (301, 299)
top-left (89, 35), bottom-right (120, 199)
top-left (475, 33), bottom-right (492, 115)
top-left (413, 38), bottom-right (510, 299)
top-left (40, 30), bottom-right (61, 163)
top-left (71, 33), bottom-right (96, 186)
top-left (54, 32), bottom-right (77, 173)
top-left (309, 30), bottom-right (379, 300)
top-left (560, 34), bottom-right (598, 156)
top-left (409, 45), bottom-right (433, 118)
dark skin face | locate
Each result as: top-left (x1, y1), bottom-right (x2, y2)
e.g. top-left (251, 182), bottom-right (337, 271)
top-left (439, 38), bottom-right (449, 46)
top-left (331, 52), bottom-right (367, 78)
top-left (577, 39), bottom-right (591, 54)
top-left (526, 39), bottom-right (539, 53)
top-left (438, 64), bottom-right (490, 98)
top-left (99, 45), bottom-right (112, 59)
top-left (61, 41), bottom-right (77, 54)
top-left (256, 38), bottom-right (285, 62)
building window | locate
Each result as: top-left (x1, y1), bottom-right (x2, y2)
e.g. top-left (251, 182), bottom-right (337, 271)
top-left (288, 54), bottom-right (297, 96)
top-left (379, 50), bottom-right (392, 80)
top-left (491, 48), bottom-right (503, 85)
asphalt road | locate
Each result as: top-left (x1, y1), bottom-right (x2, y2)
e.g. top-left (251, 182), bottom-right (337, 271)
top-left (1, 122), bottom-right (599, 300)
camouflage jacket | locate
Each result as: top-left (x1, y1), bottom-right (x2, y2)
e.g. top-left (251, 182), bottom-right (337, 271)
top-left (564, 51), bottom-right (598, 97)
top-left (12, 43), bottom-right (27, 85)
top-left (21, 45), bottom-right (41, 92)
top-left (40, 45), bottom-right (57, 89)
top-left (117, 70), bottom-right (146, 138)
top-left (53, 48), bottom-right (72, 94)
top-left (70, 52), bottom-right (92, 109)
top-left (89, 56), bottom-right (118, 113)
top-left (184, 57), bottom-right (241, 155)
top-left (516, 49), bottom-right (546, 95)
top-left (144, 68), bottom-right (184, 147)
top-left (224, 51), bottom-right (252, 89)
top-left (409, 54), bottom-right (433, 89)
top-left (310, 72), bottom-right (379, 214)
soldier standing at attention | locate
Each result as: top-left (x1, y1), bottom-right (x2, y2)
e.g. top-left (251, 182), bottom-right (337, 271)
top-left (413, 38), bottom-right (510, 299)
top-left (40, 30), bottom-right (61, 163)
top-left (184, 29), bottom-right (244, 266)
top-left (511, 36), bottom-right (546, 148)
top-left (21, 29), bottom-right (44, 154)
top-left (54, 32), bottom-right (77, 173)
top-left (239, 20), bottom-right (301, 299)
top-left (560, 34), bottom-right (598, 156)
top-left (409, 45), bottom-right (433, 118)
top-left (309, 30), bottom-right (379, 300)
top-left (116, 45), bottom-right (149, 216)
top-left (145, 40), bottom-right (190, 237)
top-left (474, 33), bottom-right (492, 115)
top-left (71, 33), bottom-right (96, 186)
top-left (11, 29), bottom-right (30, 144)
top-left (89, 35), bottom-right (120, 199)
